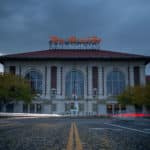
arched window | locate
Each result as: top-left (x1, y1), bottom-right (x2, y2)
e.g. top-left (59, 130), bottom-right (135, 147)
top-left (107, 71), bottom-right (125, 96)
top-left (25, 70), bottom-right (43, 94)
top-left (66, 70), bottom-right (84, 99)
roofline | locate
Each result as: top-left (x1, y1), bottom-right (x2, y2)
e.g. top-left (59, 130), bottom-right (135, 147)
top-left (1, 56), bottom-right (150, 64)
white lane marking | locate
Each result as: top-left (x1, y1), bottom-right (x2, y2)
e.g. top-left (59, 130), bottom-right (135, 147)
top-left (89, 128), bottom-right (122, 131)
top-left (104, 123), bottom-right (150, 134)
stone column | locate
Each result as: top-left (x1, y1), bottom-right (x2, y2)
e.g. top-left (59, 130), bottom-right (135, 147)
top-left (84, 67), bottom-right (87, 99)
top-left (27, 104), bottom-right (30, 113)
top-left (88, 66), bottom-right (92, 99)
top-left (56, 66), bottom-right (61, 99)
top-left (129, 66), bottom-right (134, 87)
top-left (103, 66), bottom-right (107, 97)
top-left (62, 66), bottom-right (65, 99)
top-left (46, 65), bottom-right (51, 99)
top-left (34, 104), bottom-right (37, 113)
top-left (98, 66), bottom-right (103, 98)
top-left (16, 65), bottom-right (20, 75)
top-left (140, 65), bottom-right (146, 86)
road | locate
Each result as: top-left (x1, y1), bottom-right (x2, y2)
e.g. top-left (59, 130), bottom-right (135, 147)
top-left (0, 117), bottom-right (150, 150)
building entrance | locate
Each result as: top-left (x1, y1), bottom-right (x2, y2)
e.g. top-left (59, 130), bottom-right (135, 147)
top-left (65, 70), bottom-right (84, 114)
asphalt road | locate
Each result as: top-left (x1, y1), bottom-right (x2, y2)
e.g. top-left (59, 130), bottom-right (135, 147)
top-left (0, 117), bottom-right (150, 150)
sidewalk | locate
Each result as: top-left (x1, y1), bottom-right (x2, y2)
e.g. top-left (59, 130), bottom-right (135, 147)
top-left (0, 112), bottom-right (61, 118)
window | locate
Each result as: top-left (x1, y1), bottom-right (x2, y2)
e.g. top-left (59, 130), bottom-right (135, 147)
top-left (65, 103), bottom-right (70, 111)
top-left (51, 66), bottom-right (57, 89)
top-left (79, 103), bottom-right (84, 111)
top-left (9, 66), bottom-right (16, 74)
top-left (66, 70), bottom-right (84, 99)
top-left (121, 104), bottom-right (126, 113)
top-left (52, 104), bottom-right (56, 112)
top-left (146, 105), bottom-right (150, 113)
top-left (92, 103), bottom-right (97, 112)
top-left (134, 66), bottom-right (140, 86)
top-left (92, 66), bottom-right (98, 89)
top-left (107, 71), bottom-right (125, 96)
top-left (0, 103), bottom-right (2, 112)
top-left (114, 104), bottom-right (119, 114)
top-left (135, 104), bottom-right (142, 113)
top-left (92, 66), bottom-right (98, 97)
top-left (36, 104), bottom-right (42, 113)
top-left (23, 104), bottom-right (28, 113)
top-left (25, 70), bottom-right (43, 94)
top-left (30, 104), bottom-right (35, 113)
top-left (6, 104), bottom-right (14, 112)
top-left (51, 88), bottom-right (56, 98)
top-left (93, 88), bottom-right (98, 98)
top-left (107, 104), bottom-right (112, 114)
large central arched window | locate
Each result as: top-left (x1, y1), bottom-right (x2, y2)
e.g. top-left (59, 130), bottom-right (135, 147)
top-left (107, 70), bottom-right (125, 96)
top-left (25, 70), bottom-right (43, 94)
top-left (66, 70), bottom-right (84, 99)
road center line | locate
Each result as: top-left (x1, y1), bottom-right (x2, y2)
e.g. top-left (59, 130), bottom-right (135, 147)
top-left (66, 122), bottom-right (83, 150)
top-left (74, 123), bottom-right (83, 150)
top-left (66, 123), bottom-right (74, 150)
top-left (104, 123), bottom-right (150, 134)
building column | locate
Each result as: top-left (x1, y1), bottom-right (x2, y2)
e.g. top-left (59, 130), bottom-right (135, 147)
top-left (84, 66), bottom-right (88, 99)
top-left (56, 66), bottom-right (61, 99)
top-left (119, 104), bottom-right (122, 114)
top-left (27, 104), bottom-right (30, 113)
top-left (88, 66), bottom-right (92, 99)
top-left (98, 66), bottom-right (103, 98)
top-left (112, 104), bottom-right (115, 115)
top-left (102, 66), bottom-right (106, 97)
top-left (140, 65), bottom-right (146, 86)
top-left (62, 66), bottom-right (66, 99)
top-left (34, 104), bottom-right (37, 113)
top-left (129, 66), bottom-right (134, 87)
top-left (16, 65), bottom-right (20, 75)
top-left (46, 65), bottom-right (51, 99)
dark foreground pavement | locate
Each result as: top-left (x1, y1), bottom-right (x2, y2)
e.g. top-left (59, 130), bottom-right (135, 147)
top-left (0, 117), bottom-right (150, 150)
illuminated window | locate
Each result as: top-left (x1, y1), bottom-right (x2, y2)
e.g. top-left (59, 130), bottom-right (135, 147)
top-left (107, 71), bottom-right (125, 96)
top-left (25, 70), bottom-right (43, 94)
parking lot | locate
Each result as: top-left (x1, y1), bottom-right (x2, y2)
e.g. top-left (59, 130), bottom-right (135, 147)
top-left (0, 117), bottom-right (150, 150)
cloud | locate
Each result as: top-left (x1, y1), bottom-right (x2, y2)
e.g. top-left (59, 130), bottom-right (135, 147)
top-left (0, 0), bottom-right (150, 55)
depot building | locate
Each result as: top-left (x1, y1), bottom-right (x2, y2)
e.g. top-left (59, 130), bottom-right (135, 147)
top-left (0, 36), bottom-right (150, 115)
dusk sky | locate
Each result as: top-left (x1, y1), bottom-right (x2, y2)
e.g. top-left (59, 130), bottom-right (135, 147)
top-left (0, 0), bottom-right (150, 73)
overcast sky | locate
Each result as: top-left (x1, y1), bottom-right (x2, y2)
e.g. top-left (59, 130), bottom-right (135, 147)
top-left (0, 0), bottom-right (150, 73)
